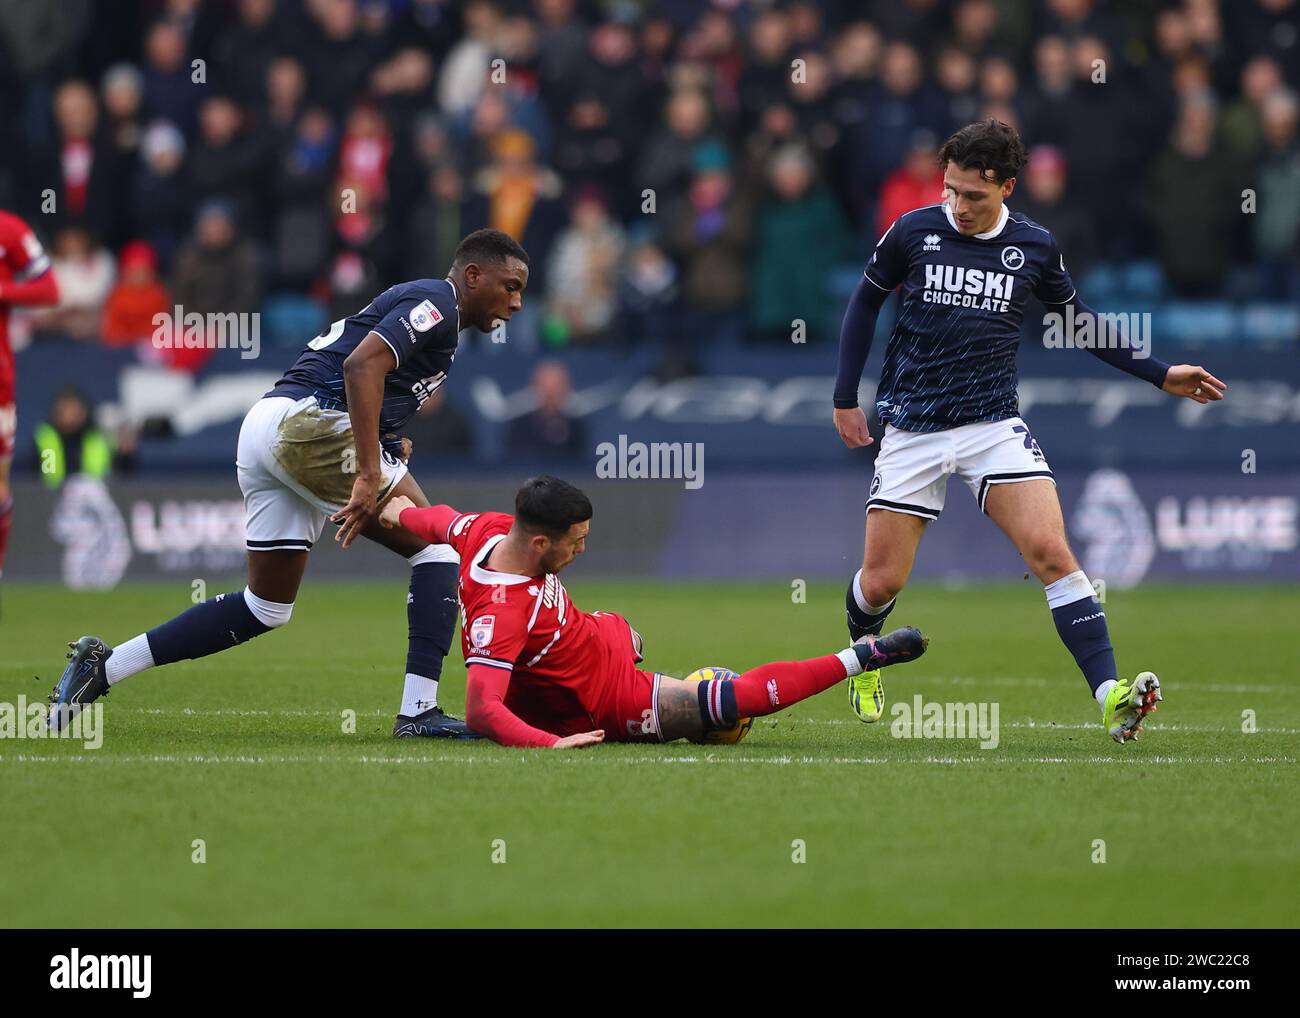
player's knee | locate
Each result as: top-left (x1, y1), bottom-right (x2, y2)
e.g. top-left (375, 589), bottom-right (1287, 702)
top-left (861, 573), bottom-right (903, 608)
top-left (243, 587), bottom-right (294, 629)
top-left (1026, 538), bottom-right (1075, 581)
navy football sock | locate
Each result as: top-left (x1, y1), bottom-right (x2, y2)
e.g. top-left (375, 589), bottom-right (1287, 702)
top-left (697, 679), bottom-right (739, 731)
top-left (846, 570), bottom-right (896, 638)
top-left (406, 562), bottom-right (458, 682)
top-left (1046, 571), bottom-right (1116, 695)
top-left (146, 590), bottom-right (276, 666)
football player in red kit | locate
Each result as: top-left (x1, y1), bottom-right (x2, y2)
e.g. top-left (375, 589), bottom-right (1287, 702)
top-left (379, 475), bottom-right (928, 747)
top-left (0, 210), bottom-right (61, 581)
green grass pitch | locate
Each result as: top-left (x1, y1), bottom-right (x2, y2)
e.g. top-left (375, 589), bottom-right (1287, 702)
top-left (2, 580), bottom-right (1297, 927)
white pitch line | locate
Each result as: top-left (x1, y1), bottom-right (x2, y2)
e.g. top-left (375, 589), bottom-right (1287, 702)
top-left (0, 753), bottom-right (1294, 767)
top-left (104, 708), bottom-right (1300, 735)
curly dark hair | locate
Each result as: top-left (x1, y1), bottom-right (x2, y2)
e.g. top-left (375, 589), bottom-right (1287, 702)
top-left (938, 119), bottom-right (1028, 184)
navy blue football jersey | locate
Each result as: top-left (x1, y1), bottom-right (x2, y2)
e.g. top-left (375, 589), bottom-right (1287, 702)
top-left (268, 278), bottom-right (460, 444)
top-left (864, 203), bottom-right (1075, 432)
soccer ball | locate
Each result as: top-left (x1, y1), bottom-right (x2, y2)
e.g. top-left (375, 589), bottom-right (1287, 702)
top-left (682, 666), bottom-right (754, 745)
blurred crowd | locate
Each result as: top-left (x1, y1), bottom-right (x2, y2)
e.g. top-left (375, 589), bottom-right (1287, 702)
top-left (1, 0), bottom-right (1297, 366)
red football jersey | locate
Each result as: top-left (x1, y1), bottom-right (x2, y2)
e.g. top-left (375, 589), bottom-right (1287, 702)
top-left (444, 509), bottom-right (622, 720)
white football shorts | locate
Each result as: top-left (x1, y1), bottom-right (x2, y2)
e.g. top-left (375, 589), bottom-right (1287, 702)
top-left (866, 415), bottom-right (1054, 520)
top-left (236, 395), bottom-right (409, 551)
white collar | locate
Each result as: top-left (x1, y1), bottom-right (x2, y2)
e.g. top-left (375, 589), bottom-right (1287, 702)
top-left (944, 201), bottom-right (1009, 239)
top-left (469, 533), bottom-right (533, 586)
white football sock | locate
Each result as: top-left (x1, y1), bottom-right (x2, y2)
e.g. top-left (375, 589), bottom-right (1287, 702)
top-left (1095, 679), bottom-right (1117, 710)
top-left (837, 648), bottom-right (863, 677)
top-left (400, 673), bottom-right (439, 716)
top-left (852, 570), bottom-right (895, 615)
top-left (105, 634), bottom-right (155, 685)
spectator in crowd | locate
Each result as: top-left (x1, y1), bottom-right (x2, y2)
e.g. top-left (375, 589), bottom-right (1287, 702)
top-left (402, 388), bottom-right (474, 459)
top-left (131, 120), bottom-right (192, 268)
top-left (467, 128), bottom-right (564, 290)
top-left (1254, 89), bottom-right (1300, 300)
top-left (102, 241), bottom-right (171, 349)
top-left (212, 0), bottom-right (286, 109)
top-left (752, 143), bottom-right (852, 344)
top-left (641, 88), bottom-right (718, 203)
top-left (141, 19), bottom-right (201, 134)
top-left (875, 131), bottom-right (944, 238)
top-left (190, 94), bottom-right (268, 233)
top-left (29, 227), bottom-right (116, 342)
top-left (543, 185), bottom-right (626, 345)
top-left (168, 199), bottom-right (259, 371)
top-left (660, 141), bottom-right (753, 348)
top-left (504, 360), bottom-right (586, 459)
top-left (1014, 145), bottom-right (1098, 277)
top-left (617, 237), bottom-right (681, 362)
top-left (32, 386), bottom-right (134, 488)
top-left (101, 64), bottom-right (145, 183)
top-left (438, 0), bottom-right (501, 118)
top-left (1222, 55), bottom-right (1287, 158)
top-left (30, 81), bottom-right (119, 245)
top-left (1149, 98), bottom-right (1243, 296)
top-left (303, 0), bottom-right (387, 120)
top-left (263, 56), bottom-right (308, 145)
top-left (269, 105), bottom-right (335, 289)
top-left (410, 164), bottom-right (470, 281)
top-left (934, 45), bottom-right (980, 137)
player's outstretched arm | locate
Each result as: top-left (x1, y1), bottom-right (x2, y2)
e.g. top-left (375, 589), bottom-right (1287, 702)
top-left (386, 500), bottom-right (460, 543)
top-left (465, 663), bottom-right (602, 749)
top-left (1043, 295), bottom-right (1225, 405)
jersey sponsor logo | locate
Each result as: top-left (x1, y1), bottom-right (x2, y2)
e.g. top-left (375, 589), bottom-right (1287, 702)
top-left (470, 614), bottom-right (496, 650)
top-left (1001, 246), bottom-right (1025, 271)
top-left (410, 299), bottom-right (442, 333)
top-left (921, 264), bottom-right (1013, 311)
top-left (922, 233), bottom-right (941, 252)
top-left (451, 513), bottom-right (479, 537)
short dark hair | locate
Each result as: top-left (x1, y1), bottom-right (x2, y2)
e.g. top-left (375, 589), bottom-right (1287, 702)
top-left (938, 119), bottom-right (1027, 184)
top-left (515, 475), bottom-right (592, 538)
top-left (452, 228), bottom-right (529, 270)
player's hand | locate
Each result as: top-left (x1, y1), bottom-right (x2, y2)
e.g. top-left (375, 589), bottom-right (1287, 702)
top-left (332, 473), bottom-right (379, 548)
top-left (398, 437), bottom-right (412, 464)
top-left (1162, 364), bottom-right (1227, 404)
top-left (552, 730), bottom-right (604, 749)
top-left (833, 406), bottom-right (874, 448)
top-left (379, 494), bottom-right (415, 530)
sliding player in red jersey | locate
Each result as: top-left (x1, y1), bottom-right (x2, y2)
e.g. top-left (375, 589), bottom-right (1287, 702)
top-left (380, 475), bottom-right (928, 747)
top-left (0, 210), bottom-right (61, 581)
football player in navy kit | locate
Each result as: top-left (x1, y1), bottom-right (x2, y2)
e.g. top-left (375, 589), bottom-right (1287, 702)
top-left (833, 120), bottom-right (1226, 743)
top-left (48, 229), bottom-right (529, 739)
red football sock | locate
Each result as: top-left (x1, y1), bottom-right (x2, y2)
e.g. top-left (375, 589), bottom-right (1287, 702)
top-left (0, 494), bottom-right (12, 576)
top-left (731, 654), bottom-right (850, 717)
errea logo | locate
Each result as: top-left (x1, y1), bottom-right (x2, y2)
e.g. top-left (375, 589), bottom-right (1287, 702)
top-left (923, 233), bottom-right (941, 252)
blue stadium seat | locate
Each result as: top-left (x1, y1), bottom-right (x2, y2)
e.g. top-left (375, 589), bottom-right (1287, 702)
top-left (262, 294), bottom-right (328, 348)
